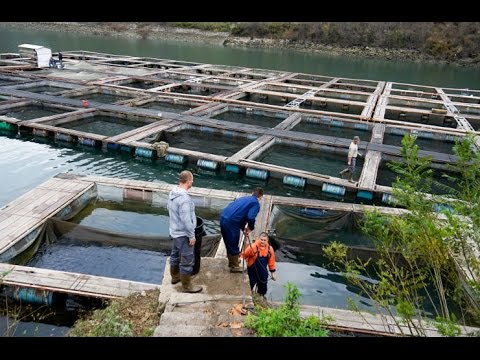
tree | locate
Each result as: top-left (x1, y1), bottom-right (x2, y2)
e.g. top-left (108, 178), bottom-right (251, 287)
top-left (325, 134), bottom-right (480, 336)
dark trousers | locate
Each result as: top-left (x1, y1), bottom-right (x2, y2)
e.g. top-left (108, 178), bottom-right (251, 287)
top-left (170, 236), bottom-right (194, 275)
top-left (220, 219), bottom-right (241, 256)
top-left (247, 257), bottom-right (269, 295)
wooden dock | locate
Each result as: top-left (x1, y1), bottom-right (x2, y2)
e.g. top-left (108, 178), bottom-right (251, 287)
top-left (0, 263), bottom-right (160, 299)
top-left (1, 51), bottom-right (479, 202)
top-left (0, 177), bottom-right (95, 261)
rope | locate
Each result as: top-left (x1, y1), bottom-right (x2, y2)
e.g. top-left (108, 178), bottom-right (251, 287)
top-left (152, 141), bottom-right (169, 157)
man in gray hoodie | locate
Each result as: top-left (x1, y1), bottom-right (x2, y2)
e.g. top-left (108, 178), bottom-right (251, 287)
top-left (167, 170), bottom-right (202, 293)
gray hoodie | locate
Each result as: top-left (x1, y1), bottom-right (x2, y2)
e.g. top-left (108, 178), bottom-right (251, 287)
top-left (167, 185), bottom-right (196, 239)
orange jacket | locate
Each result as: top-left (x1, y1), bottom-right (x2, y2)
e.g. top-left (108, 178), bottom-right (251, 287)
top-left (241, 240), bottom-right (276, 272)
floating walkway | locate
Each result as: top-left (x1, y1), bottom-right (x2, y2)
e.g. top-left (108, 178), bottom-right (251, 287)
top-left (0, 263), bottom-right (159, 299)
top-left (1, 50), bottom-right (479, 203)
top-left (0, 176), bottom-right (95, 261)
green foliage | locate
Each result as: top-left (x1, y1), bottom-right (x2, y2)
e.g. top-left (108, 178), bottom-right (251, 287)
top-left (245, 282), bottom-right (329, 337)
top-left (435, 315), bottom-right (461, 337)
top-left (69, 302), bottom-right (133, 337)
top-left (174, 22), bottom-right (235, 33)
top-left (325, 134), bottom-right (480, 336)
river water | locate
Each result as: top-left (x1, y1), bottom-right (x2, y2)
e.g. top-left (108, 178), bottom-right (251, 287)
top-left (1, 26), bottom-right (477, 335)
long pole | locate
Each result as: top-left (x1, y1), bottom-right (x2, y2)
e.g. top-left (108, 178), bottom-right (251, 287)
top-left (241, 230), bottom-right (246, 309)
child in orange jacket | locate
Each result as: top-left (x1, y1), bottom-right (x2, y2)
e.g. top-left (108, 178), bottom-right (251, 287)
top-left (241, 231), bottom-right (276, 297)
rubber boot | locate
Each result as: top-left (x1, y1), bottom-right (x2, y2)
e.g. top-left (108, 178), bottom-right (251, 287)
top-left (180, 274), bottom-right (203, 293)
top-left (170, 265), bottom-right (180, 285)
top-left (227, 254), bottom-right (240, 268)
top-left (229, 254), bottom-right (243, 273)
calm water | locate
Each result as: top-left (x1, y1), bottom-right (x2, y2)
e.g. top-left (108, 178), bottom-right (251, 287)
top-left (258, 144), bottom-right (364, 178)
top-left (1, 26), bottom-right (478, 320)
top-left (2, 26), bottom-right (479, 88)
top-left (60, 116), bottom-right (146, 136)
top-left (292, 121), bottom-right (371, 141)
top-left (212, 111), bottom-right (284, 129)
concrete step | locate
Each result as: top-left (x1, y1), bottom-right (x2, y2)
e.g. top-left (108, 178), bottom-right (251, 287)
top-left (154, 324), bottom-right (210, 337)
top-left (153, 324), bottom-right (254, 337)
top-left (159, 312), bottom-right (213, 326)
top-left (159, 311), bottom-right (247, 327)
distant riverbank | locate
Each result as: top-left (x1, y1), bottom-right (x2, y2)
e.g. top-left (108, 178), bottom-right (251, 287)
top-left (1, 22), bottom-right (478, 68)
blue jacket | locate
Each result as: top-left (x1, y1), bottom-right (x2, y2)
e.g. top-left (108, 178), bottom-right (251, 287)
top-left (221, 195), bottom-right (260, 230)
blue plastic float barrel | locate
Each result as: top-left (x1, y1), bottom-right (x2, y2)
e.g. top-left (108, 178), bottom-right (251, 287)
top-left (445, 135), bottom-right (458, 142)
top-left (33, 128), bottom-right (49, 137)
top-left (283, 175), bottom-right (306, 188)
top-left (55, 132), bottom-right (74, 142)
top-left (197, 159), bottom-right (218, 171)
top-left (165, 153), bottom-right (188, 164)
top-left (78, 137), bottom-right (96, 147)
top-left (13, 287), bottom-right (54, 306)
top-left (246, 168), bottom-right (269, 180)
top-left (300, 208), bottom-right (328, 218)
top-left (135, 147), bottom-right (155, 159)
top-left (225, 164), bottom-right (240, 173)
top-left (357, 190), bottom-right (373, 201)
top-left (382, 193), bottom-right (397, 205)
top-left (331, 120), bottom-right (344, 128)
top-left (107, 143), bottom-right (120, 151)
top-left (200, 126), bottom-right (214, 134)
top-left (223, 130), bottom-right (234, 139)
top-left (354, 123), bottom-right (369, 131)
top-left (322, 183), bottom-right (345, 196)
top-left (433, 203), bottom-right (454, 213)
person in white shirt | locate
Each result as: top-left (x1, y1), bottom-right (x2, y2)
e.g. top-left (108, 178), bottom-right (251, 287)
top-left (339, 136), bottom-right (362, 182)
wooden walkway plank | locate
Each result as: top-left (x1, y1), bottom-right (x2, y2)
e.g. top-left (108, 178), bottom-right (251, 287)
top-left (0, 263), bottom-right (160, 299)
top-left (358, 151), bottom-right (382, 191)
top-left (0, 178), bottom-right (95, 255)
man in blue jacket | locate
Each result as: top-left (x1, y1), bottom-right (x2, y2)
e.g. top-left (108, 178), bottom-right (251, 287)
top-left (220, 187), bottom-right (264, 272)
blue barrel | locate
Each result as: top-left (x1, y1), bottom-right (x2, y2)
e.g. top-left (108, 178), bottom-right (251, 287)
top-left (135, 147), bottom-right (156, 159)
top-left (283, 175), bottom-right (306, 188)
top-left (331, 120), bottom-right (344, 128)
top-left (382, 193), bottom-right (397, 205)
top-left (223, 130), bottom-right (234, 139)
top-left (13, 287), bottom-right (54, 306)
top-left (200, 126), bottom-right (214, 134)
top-left (55, 132), bottom-right (74, 142)
top-left (246, 168), bottom-right (269, 180)
top-left (322, 183), bottom-right (345, 196)
top-left (107, 143), bottom-right (120, 151)
top-left (78, 137), bottom-right (97, 147)
top-left (33, 128), bottom-right (49, 137)
top-left (165, 153), bottom-right (188, 164)
top-left (445, 135), bottom-right (458, 142)
top-left (0, 121), bottom-right (16, 131)
top-left (433, 203), bottom-right (454, 214)
top-left (226, 164), bottom-right (240, 173)
top-left (357, 190), bottom-right (373, 201)
top-left (197, 159), bottom-right (218, 171)
top-left (390, 128), bottom-right (407, 136)
top-left (121, 145), bottom-right (133, 153)
top-left (300, 208), bottom-right (328, 218)
top-left (247, 134), bottom-right (258, 141)
top-left (417, 131), bottom-right (433, 139)
top-left (354, 123), bottom-right (369, 131)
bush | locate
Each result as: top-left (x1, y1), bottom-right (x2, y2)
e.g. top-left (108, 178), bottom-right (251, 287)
top-left (245, 282), bottom-right (329, 337)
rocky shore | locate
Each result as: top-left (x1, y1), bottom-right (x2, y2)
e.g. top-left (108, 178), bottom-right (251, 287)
top-left (1, 22), bottom-right (477, 67)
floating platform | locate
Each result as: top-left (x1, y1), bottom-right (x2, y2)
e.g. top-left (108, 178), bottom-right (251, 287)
top-left (0, 49), bottom-right (478, 202)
